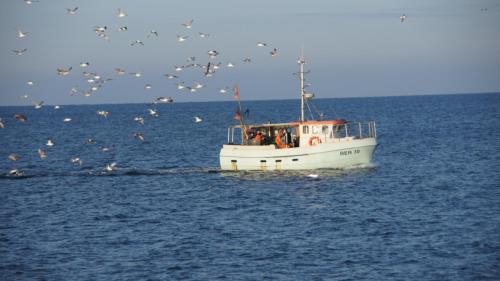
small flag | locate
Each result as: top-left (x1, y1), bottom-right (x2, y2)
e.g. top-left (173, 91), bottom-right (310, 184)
top-left (233, 84), bottom-right (240, 101)
top-left (233, 107), bottom-right (241, 120)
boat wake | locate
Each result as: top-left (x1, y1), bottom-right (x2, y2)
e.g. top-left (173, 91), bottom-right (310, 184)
top-left (0, 166), bottom-right (221, 180)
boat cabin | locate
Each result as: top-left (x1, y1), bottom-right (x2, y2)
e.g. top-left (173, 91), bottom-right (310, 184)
top-left (227, 119), bottom-right (356, 149)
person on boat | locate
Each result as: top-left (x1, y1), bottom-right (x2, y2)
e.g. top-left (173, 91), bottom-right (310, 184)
top-left (255, 131), bottom-right (263, 144)
top-left (275, 129), bottom-right (286, 149)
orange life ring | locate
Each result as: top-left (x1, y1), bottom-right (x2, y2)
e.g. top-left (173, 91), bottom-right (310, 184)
top-left (308, 136), bottom-right (322, 146)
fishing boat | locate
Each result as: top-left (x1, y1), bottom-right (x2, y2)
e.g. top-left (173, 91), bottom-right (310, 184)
top-left (219, 57), bottom-right (377, 171)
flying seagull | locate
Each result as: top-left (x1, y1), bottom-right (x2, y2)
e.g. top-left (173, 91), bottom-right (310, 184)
top-left (131, 40), bottom-right (144, 46)
top-left (257, 42), bottom-right (267, 47)
top-left (115, 68), bottom-right (125, 75)
top-left (177, 35), bottom-right (188, 42)
top-left (400, 14), bottom-right (406, 22)
top-left (13, 48), bottom-right (27, 55)
top-left (194, 116), bottom-right (203, 123)
top-left (147, 30), bottom-right (159, 38)
top-left (182, 19), bottom-right (194, 29)
top-left (66, 7), bottom-right (78, 15)
top-left (17, 29), bottom-right (28, 38)
top-left (117, 8), bottom-right (127, 18)
top-left (105, 162), bottom-right (117, 172)
top-left (57, 67), bottom-right (72, 76)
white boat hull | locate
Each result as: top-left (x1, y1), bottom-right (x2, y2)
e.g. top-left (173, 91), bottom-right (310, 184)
top-left (220, 137), bottom-right (377, 171)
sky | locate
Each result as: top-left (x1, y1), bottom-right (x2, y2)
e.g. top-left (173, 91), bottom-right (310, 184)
top-left (0, 0), bottom-right (499, 106)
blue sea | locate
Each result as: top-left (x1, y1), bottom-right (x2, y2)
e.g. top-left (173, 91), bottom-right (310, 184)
top-left (1, 93), bottom-right (499, 280)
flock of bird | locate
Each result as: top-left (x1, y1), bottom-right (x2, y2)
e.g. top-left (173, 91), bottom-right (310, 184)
top-left (5, 2), bottom-right (287, 177)
top-left (4, 1), bottom-right (411, 177)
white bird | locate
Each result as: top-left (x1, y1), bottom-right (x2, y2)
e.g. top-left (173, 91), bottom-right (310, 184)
top-left (133, 132), bottom-right (145, 141)
top-left (174, 66), bottom-right (184, 72)
top-left (148, 108), bottom-right (159, 117)
top-left (131, 40), bottom-right (144, 46)
top-left (115, 68), bottom-right (125, 75)
top-left (46, 139), bottom-right (55, 147)
top-left (177, 35), bottom-right (188, 42)
top-left (66, 7), bottom-right (78, 15)
top-left (182, 19), bottom-right (194, 29)
top-left (9, 154), bottom-right (18, 161)
top-left (212, 62), bottom-right (222, 70)
top-left (80, 62), bottom-right (90, 67)
top-left (33, 101), bottom-right (43, 109)
top-left (147, 30), bottom-right (159, 38)
top-left (307, 174), bottom-right (319, 178)
top-left (227, 62), bottom-right (235, 68)
top-left (117, 26), bottom-right (128, 32)
top-left (13, 48), bottom-right (27, 55)
top-left (154, 97), bottom-right (173, 103)
top-left (207, 50), bottom-right (219, 59)
top-left (134, 116), bottom-right (144, 125)
top-left (57, 67), bottom-right (72, 76)
top-left (219, 86), bottom-right (229, 94)
top-left (63, 117), bottom-right (72, 122)
top-left (164, 74), bottom-right (178, 79)
top-left (130, 72), bottom-right (142, 77)
top-left (270, 48), bottom-right (278, 57)
top-left (27, 80), bottom-right (34, 86)
top-left (97, 110), bottom-right (109, 117)
top-left (194, 82), bottom-right (204, 89)
top-left (194, 116), bottom-right (203, 123)
top-left (144, 84), bottom-right (152, 90)
top-left (54, 105), bottom-right (60, 109)
top-left (9, 169), bottom-right (23, 176)
top-left (105, 162), bottom-right (117, 172)
top-left (38, 149), bottom-right (46, 159)
top-left (101, 147), bottom-right (110, 152)
top-left (0, 118), bottom-right (4, 128)
top-left (199, 32), bottom-right (210, 38)
top-left (257, 42), bottom-right (267, 47)
top-left (24, 0), bottom-right (39, 5)
top-left (17, 29), bottom-right (28, 38)
top-left (176, 82), bottom-right (185, 90)
top-left (69, 87), bottom-right (78, 96)
top-left (117, 8), bottom-right (127, 18)
top-left (400, 14), bottom-right (406, 22)
top-left (94, 26), bottom-right (107, 33)
top-left (186, 87), bottom-right (197, 93)
top-left (71, 157), bottom-right (82, 165)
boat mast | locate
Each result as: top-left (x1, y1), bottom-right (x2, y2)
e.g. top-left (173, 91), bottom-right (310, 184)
top-left (299, 56), bottom-right (306, 122)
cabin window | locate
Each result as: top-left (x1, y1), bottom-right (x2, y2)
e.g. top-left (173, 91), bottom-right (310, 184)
top-left (302, 126), bottom-right (309, 134)
top-left (312, 126), bottom-right (320, 134)
top-left (322, 125), bottom-right (329, 134)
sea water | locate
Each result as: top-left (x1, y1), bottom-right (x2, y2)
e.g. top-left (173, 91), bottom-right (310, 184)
top-left (1, 93), bottom-right (499, 280)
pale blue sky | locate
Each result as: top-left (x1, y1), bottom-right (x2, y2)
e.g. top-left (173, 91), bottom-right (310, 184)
top-left (1, 0), bottom-right (499, 105)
